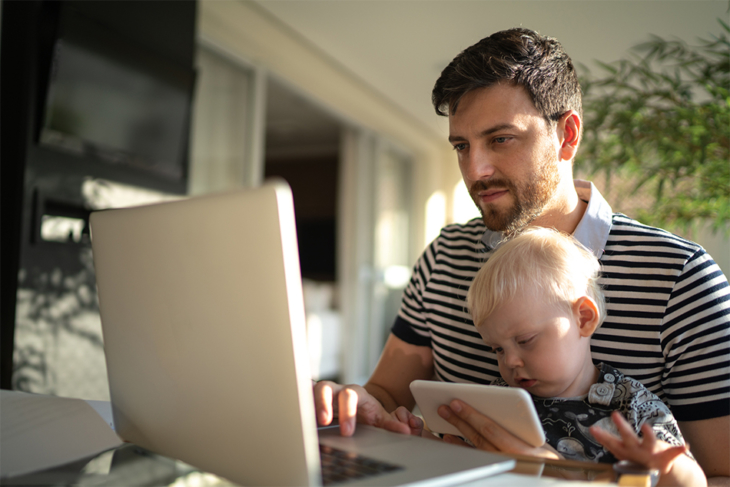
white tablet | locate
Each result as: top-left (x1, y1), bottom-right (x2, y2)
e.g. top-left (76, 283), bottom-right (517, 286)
top-left (410, 380), bottom-right (545, 448)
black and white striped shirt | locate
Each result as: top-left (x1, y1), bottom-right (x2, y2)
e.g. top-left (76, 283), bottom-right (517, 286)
top-left (392, 181), bottom-right (730, 421)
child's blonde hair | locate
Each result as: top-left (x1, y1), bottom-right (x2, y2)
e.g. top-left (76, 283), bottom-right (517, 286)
top-left (467, 227), bottom-right (605, 328)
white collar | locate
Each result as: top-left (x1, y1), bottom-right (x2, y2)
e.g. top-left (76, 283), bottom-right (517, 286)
top-left (480, 180), bottom-right (613, 258)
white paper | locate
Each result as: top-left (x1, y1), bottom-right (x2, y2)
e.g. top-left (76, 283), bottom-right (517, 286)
top-left (0, 390), bottom-right (123, 478)
top-left (85, 399), bottom-right (116, 431)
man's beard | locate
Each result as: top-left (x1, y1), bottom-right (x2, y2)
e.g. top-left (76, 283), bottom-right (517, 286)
top-left (469, 153), bottom-right (560, 237)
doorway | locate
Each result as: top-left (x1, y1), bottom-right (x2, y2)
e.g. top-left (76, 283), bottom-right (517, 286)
top-left (264, 78), bottom-right (343, 381)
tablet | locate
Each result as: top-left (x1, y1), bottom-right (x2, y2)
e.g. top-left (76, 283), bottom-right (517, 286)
top-left (409, 380), bottom-right (545, 448)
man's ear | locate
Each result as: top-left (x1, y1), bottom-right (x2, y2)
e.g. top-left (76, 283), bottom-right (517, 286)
top-left (573, 296), bottom-right (600, 337)
top-left (557, 111), bottom-right (581, 162)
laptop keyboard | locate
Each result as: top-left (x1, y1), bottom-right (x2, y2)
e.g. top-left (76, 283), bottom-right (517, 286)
top-left (320, 444), bottom-right (404, 485)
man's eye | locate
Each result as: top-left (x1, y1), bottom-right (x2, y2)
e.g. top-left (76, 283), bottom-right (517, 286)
top-left (452, 143), bottom-right (467, 151)
top-left (493, 136), bottom-right (510, 144)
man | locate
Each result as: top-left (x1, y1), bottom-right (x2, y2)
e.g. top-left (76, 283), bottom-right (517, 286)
top-left (314, 28), bottom-right (730, 484)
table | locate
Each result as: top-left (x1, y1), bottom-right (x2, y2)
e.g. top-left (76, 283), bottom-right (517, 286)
top-left (0, 443), bottom-right (620, 486)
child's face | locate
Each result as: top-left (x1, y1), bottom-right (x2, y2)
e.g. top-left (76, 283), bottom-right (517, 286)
top-left (475, 288), bottom-right (598, 398)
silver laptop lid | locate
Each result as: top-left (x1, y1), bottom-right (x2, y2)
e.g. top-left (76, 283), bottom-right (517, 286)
top-left (91, 183), bottom-right (320, 486)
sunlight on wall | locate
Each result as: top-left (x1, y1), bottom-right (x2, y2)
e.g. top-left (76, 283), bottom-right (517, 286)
top-left (14, 250), bottom-right (109, 400)
top-left (14, 178), bottom-right (182, 400)
top-left (424, 191), bottom-right (446, 247)
top-left (375, 210), bottom-right (409, 270)
top-left (303, 280), bottom-right (340, 380)
top-left (383, 265), bottom-right (411, 289)
top-left (40, 216), bottom-right (86, 243)
top-left (452, 181), bottom-right (480, 224)
top-left (82, 178), bottom-right (182, 209)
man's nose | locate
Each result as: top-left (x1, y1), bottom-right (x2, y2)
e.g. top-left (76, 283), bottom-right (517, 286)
top-left (461, 147), bottom-right (496, 182)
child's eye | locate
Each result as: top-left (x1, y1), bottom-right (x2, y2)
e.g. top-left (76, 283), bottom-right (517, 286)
top-left (493, 347), bottom-right (504, 354)
top-left (517, 336), bottom-right (535, 346)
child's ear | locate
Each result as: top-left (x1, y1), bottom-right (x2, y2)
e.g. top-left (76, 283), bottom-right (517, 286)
top-left (573, 296), bottom-right (600, 337)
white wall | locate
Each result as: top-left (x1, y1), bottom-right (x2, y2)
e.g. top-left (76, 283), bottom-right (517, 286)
top-left (197, 0), bottom-right (451, 260)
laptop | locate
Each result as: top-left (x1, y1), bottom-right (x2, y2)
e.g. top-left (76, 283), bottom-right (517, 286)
top-left (89, 182), bottom-right (515, 486)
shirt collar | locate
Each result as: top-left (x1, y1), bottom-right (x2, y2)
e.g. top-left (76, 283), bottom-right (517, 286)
top-left (480, 180), bottom-right (613, 258)
top-left (572, 180), bottom-right (612, 258)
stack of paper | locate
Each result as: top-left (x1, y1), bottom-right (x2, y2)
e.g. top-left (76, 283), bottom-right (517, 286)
top-left (0, 390), bottom-right (123, 478)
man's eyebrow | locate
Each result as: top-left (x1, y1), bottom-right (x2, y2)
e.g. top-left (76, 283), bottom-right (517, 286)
top-left (448, 123), bottom-right (519, 143)
top-left (448, 135), bottom-right (466, 143)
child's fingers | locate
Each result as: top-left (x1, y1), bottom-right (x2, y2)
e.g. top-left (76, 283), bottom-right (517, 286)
top-left (590, 424), bottom-right (628, 456)
top-left (589, 425), bottom-right (614, 445)
top-left (638, 423), bottom-right (657, 450)
top-left (611, 411), bottom-right (641, 448)
top-left (591, 415), bottom-right (691, 476)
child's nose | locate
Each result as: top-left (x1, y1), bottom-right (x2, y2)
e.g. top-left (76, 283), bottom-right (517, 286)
top-left (504, 350), bottom-right (524, 368)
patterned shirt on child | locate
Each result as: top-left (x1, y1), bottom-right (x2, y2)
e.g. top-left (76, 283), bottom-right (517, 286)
top-left (492, 363), bottom-right (688, 463)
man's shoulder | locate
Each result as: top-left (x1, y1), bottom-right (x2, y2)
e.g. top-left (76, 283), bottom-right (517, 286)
top-left (430, 218), bottom-right (487, 250)
top-left (605, 213), bottom-right (703, 258)
top-left (439, 218), bottom-right (486, 238)
top-left (413, 218), bottom-right (487, 274)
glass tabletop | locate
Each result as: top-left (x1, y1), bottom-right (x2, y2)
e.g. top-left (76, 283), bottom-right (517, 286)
top-left (1, 443), bottom-right (619, 486)
top-left (509, 455), bottom-right (617, 483)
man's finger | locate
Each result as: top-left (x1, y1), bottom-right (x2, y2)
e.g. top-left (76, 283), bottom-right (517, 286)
top-left (438, 403), bottom-right (497, 451)
top-left (391, 406), bottom-right (411, 424)
top-left (338, 388), bottom-right (359, 437)
top-left (448, 400), bottom-right (513, 451)
top-left (314, 382), bottom-right (334, 426)
top-left (381, 417), bottom-right (415, 435)
top-left (389, 407), bottom-right (423, 435)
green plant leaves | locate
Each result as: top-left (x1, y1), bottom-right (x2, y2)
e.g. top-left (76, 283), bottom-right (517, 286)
top-left (576, 19), bottom-right (730, 235)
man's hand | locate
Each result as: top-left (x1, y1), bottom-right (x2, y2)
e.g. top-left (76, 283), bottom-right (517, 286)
top-left (313, 380), bottom-right (423, 437)
top-left (312, 334), bottom-right (433, 437)
top-left (437, 399), bottom-right (560, 459)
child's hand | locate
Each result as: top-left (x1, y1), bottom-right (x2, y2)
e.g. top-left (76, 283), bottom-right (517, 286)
top-left (589, 411), bottom-right (686, 474)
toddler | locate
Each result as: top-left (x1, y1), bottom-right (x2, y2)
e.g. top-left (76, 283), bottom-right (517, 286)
top-left (465, 228), bottom-right (705, 486)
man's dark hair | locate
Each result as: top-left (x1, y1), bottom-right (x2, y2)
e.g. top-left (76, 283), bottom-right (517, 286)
top-left (432, 28), bottom-right (582, 124)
